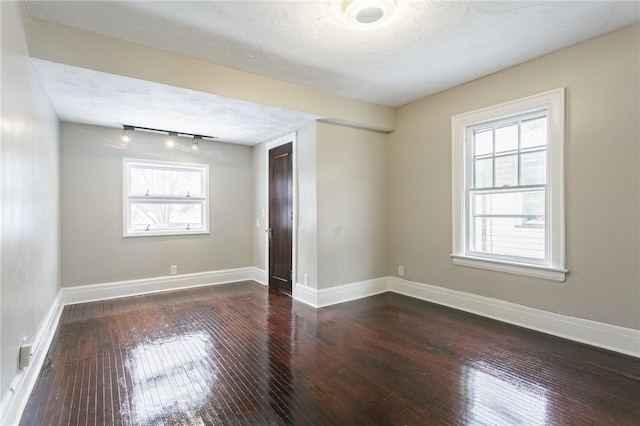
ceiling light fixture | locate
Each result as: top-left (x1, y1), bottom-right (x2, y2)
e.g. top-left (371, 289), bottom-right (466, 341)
top-left (121, 125), bottom-right (133, 142)
top-left (167, 131), bottom-right (177, 148)
top-left (120, 125), bottom-right (218, 149)
top-left (333, 0), bottom-right (398, 29)
top-left (192, 135), bottom-right (201, 150)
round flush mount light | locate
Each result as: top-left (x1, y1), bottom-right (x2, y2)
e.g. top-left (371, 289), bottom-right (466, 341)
top-left (354, 6), bottom-right (384, 24)
top-left (333, 0), bottom-right (398, 29)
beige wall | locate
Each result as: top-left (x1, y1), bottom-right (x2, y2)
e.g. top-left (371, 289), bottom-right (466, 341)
top-left (1, 2), bottom-right (61, 396)
top-left (295, 123), bottom-right (319, 287)
top-left (60, 122), bottom-right (253, 286)
top-left (387, 24), bottom-right (640, 329)
top-left (317, 122), bottom-right (388, 288)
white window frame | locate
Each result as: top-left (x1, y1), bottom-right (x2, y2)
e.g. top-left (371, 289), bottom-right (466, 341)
top-left (451, 88), bottom-right (567, 281)
top-left (123, 158), bottom-right (210, 237)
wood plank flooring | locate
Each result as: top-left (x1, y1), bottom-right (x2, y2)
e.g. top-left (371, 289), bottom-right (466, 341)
top-left (21, 281), bottom-right (640, 425)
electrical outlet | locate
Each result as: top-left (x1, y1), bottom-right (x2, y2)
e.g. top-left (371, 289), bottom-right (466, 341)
top-left (256, 219), bottom-right (260, 228)
top-left (303, 274), bottom-right (309, 286)
top-left (398, 265), bottom-right (404, 276)
top-left (19, 344), bottom-right (32, 369)
top-left (170, 265), bottom-right (178, 275)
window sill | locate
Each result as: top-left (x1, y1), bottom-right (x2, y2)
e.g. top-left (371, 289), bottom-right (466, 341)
top-left (450, 254), bottom-right (567, 282)
top-left (124, 230), bottom-right (209, 238)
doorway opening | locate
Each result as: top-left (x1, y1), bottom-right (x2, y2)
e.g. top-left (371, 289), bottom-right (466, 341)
top-left (267, 141), bottom-right (293, 295)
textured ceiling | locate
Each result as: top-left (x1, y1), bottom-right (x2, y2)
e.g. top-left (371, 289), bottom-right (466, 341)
top-left (27, 1), bottom-right (640, 107)
top-left (31, 59), bottom-right (319, 145)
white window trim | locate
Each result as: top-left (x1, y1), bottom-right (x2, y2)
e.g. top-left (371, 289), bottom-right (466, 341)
top-left (451, 88), bottom-right (567, 282)
top-left (123, 158), bottom-right (210, 237)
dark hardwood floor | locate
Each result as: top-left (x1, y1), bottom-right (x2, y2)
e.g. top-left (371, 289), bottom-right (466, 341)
top-left (21, 281), bottom-right (640, 425)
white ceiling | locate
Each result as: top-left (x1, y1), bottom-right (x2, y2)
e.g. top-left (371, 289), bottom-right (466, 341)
top-left (25, 1), bottom-right (639, 143)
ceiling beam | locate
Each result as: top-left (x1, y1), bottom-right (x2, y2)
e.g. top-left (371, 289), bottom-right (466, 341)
top-left (27, 18), bottom-right (396, 133)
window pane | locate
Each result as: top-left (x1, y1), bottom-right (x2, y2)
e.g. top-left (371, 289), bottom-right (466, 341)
top-left (495, 124), bottom-right (518, 153)
top-left (130, 167), bottom-right (152, 195)
top-left (471, 190), bottom-right (545, 260)
top-left (472, 190), bottom-right (544, 217)
top-left (522, 191), bottom-right (545, 226)
top-left (474, 130), bottom-right (493, 156)
top-left (471, 216), bottom-right (545, 259)
top-left (474, 158), bottom-right (493, 188)
top-left (521, 150), bottom-right (547, 185)
top-left (495, 155), bottom-right (518, 187)
top-left (130, 167), bottom-right (203, 197)
top-left (521, 117), bottom-right (547, 149)
top-left (130, 202), bottom-right (203, 231)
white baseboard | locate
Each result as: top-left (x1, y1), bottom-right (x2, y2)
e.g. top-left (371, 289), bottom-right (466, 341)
top-left (293, 282), bottom-right (318, 307)
top-left (317, 277), bottom-right (389, 308)
top-left (61, 267), bottom-right (258, 306)
top-left (251, 268), bottom-right (267, 286)
top-left (388, 277), bottom-right (640, 358)
top-left (0, 292), bottom-right (64, 426)
top-left (293, 277), bottom-right (388, 308)
top-left (294, 276), bottom-right (639, 358)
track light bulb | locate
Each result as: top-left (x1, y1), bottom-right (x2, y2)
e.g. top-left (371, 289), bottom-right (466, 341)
top-left (192, 135), bottom-right (201, 151)
top-left (121, 125), bottom-right (133, 142)
top-left (167, 132), bottom-right (177, 148)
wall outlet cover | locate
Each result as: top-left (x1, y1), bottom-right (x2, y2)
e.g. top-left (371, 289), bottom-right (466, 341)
top-left (19, 344), bottom-right (32, 369)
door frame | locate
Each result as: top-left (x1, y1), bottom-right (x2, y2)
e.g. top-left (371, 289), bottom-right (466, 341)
top-left (265, 132), bottom-right (297, 297)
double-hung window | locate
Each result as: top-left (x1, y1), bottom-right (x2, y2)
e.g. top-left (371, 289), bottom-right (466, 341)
top-left (451, 89), bottom-right (567, 281)
top-left (123, 158), bottom-right (209, 237)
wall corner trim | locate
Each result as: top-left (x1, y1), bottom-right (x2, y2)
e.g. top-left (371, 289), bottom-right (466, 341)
top-left (0, 292), bottom-right (64, 426)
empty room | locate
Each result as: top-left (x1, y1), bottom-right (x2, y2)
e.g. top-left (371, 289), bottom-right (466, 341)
top-left (1, 1), bottom-right (639, 425)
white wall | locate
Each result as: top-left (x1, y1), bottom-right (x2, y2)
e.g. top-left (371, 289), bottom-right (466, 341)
top-left (387, 24), bottom-right (640, 329)
top-left (60, 122), bottom-right (253, 286)
top-left (1, 1), bottom-right (60, 396)
top-left (317, 122), bottom-right (388, 288)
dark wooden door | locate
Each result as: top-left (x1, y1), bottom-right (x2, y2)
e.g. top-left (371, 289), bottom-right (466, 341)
top-left (268, 142), bottom-right (293, 295)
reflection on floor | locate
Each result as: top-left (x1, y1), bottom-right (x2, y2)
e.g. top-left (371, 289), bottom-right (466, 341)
top-left (21, 281), bottom-right (640, 425)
